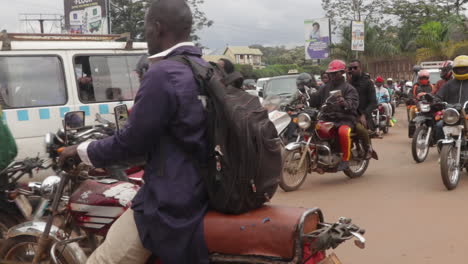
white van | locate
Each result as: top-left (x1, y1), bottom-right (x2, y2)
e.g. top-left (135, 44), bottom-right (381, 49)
top-left (0, 33), bottom-right (147, 159)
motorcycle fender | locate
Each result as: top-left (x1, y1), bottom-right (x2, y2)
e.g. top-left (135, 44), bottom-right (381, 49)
top-left (6, 221), bottom-right (88, 264)
top-left (285, 142), bottom-right (302, 151)
top-left (440, 139), bottom-right (455, 145)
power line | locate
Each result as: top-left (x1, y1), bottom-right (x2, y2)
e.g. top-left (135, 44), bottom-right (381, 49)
top-left (19, 14), bottom-right (63, 34)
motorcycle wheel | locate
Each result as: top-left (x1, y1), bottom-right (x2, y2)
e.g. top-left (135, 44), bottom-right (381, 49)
top-left (411, 126), bottom-right (430, 163)
top-left (0, 235), bottom-right (79, 264)
top-left (344, 143), bottom-right (370, 178)
top-left (382, 125), bottom-right (389, 134)
top-left (280, 149), bottom-right (309, 192)
top-left (440, 145), bottom-right (461, 191)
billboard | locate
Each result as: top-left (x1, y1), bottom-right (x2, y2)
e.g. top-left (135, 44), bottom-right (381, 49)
top-left (351, 21), bottom-right (365, 51)
top-left (304, 18), bottom-right (330, 60)
top-left (64, 0), bottom-right (108, 34)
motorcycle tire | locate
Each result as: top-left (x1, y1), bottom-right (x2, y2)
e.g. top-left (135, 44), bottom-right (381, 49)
top-left (344, 142), bottom-right (370, 179)
top-left (383, 125), bottom-right (389, 134)
top-left (280, 149), bottom-right (309, 192)
top-left (0, 235), bottom-right (80, 264)
top-left (440, 144), bottom-right (461, 191)
top-left (411, 126), bottom-right (430, 163)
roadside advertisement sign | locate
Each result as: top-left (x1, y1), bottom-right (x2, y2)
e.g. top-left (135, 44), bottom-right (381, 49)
top-left (304, 18), bottom-right (330, 60)
top-left (351, 21), bottom-right (365, 51)
top-left (64, 0), bottom-right (109, 34)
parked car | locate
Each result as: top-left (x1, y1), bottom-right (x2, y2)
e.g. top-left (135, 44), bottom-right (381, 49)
top-left (262, 75), bottom-right (299, 104)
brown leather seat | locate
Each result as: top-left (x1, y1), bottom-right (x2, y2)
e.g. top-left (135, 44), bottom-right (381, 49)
top-left (204, 205), bottom-right (320, 260)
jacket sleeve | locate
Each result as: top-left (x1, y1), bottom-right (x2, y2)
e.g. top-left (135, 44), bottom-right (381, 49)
top-left (364, 81), bottom-right (377, 115)
top-left (436, 82), bottom-right (448, 102)
top-left (310, 87), bottom-right (324, 108)
top-left (343, 84), bottom-right (359, 112)
top-left (86, 64), bottom-right (178, 168)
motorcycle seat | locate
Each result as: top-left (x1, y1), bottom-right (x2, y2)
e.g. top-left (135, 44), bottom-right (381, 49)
top-left (204, 205), bottom-right (320, 259)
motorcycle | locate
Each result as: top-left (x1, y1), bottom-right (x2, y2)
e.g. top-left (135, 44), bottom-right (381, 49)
top-left (371, 103), bottom-right (390, 135)
top-left (0, 157), bottom-right (49, 240)
top-left (280, 91), bottom-right (371, 192)
top-left (439, 101), bottom-right (468, 190)
top-left (0, 109), bottom-right (367, 264)
top-left (410, 94), bottom-right (445, 163)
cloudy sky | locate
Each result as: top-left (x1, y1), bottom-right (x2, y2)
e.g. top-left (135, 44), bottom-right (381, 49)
top-left (0, 0), bottom-right (325, 50)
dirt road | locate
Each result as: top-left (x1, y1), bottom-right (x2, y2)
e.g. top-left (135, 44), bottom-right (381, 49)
top-left (272, 107), bottom-right (468, 264)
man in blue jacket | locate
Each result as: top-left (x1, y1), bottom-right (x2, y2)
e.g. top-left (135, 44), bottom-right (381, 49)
top-left (59, 0), bottom-right (209, 263)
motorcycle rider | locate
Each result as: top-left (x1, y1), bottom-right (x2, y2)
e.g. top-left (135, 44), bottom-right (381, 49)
top-left (60, 0), bottom-right (210, 263)
top-left (310, 60), bottom-right (359, 166)
top-left (375, 76), bottom-right (393, 126)
top-left (348, 59), bottom-right (377, 158)
top-left (434, 60), bottom-right (454, 94)
top-left (409, 70), bottom-right (435, 120)
top-left (295, 73), bottom-right (316, 105)
top-left (435, 55), bottom-right (468, 142)
top-left (386, 78), bottom-right (396, 118)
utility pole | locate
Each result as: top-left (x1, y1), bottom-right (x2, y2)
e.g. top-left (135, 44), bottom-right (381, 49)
top-left (19, 14), bottom-right (63, 34)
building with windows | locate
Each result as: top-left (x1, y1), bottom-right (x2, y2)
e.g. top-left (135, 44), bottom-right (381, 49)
top-left (223, 46), bottom-right (263, 69)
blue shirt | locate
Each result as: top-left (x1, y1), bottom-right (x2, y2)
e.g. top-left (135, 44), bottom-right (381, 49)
top-left (87, 46), bottom-right (209, 263)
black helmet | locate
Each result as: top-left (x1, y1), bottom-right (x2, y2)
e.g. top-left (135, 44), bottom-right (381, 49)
top-left (296, 73), bottom-right (312, 86)
top-left (136, 55), bottom-right (149, 78)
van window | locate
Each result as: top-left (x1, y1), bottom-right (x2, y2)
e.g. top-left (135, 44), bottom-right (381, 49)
top-left (0, 56), bottom-right (67, 109)
top-left (74, 55), bottom-right (141, 103)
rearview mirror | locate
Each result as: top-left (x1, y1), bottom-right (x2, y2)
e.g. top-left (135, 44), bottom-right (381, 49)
top-left (258, 89), bottom-right (263, 98)
top-left (64, 111), bottom-right (85, 131)
top-left (114, 105), bottom-right (129, 131)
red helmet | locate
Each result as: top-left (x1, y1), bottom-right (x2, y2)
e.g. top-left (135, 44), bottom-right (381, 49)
top-left (326, 60), bottom-right (346, 73)
top-left (375, 76), bottom-right (384, 83)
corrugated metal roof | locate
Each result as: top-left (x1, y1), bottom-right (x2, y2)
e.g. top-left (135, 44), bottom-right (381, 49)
top-left (224, 46), bottom-right (263, 56)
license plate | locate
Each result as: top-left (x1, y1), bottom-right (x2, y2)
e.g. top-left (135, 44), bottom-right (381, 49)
top-left (14, 195), bottom-right (32, 219)
top-left (443, 126), bottom-right (461, 136)
top-left (319, 253), bottom-right (342, 264)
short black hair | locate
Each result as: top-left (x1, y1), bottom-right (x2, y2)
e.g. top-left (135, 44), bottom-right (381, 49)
top-left (313, 22), bottom-right (320, 28)
top-left (147, 0), bottom-right (193, 40)
top-left (219, 58), bottom-right (235, 74)
top-left (350, 59), bottom-right (362, 66)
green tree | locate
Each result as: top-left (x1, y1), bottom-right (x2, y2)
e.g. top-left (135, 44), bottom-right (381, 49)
top-left (110, 0), bottom-right (213, 41)
top-left (331, 23), bottom-right (399, 62)
top-left (321, 0), bottom-right (391, 32)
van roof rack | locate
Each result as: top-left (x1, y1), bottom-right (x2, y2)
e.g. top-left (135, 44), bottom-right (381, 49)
top-left (420, 61), bottom-right (445, 69)
top-left (0, 32), bottom-right (132, 51)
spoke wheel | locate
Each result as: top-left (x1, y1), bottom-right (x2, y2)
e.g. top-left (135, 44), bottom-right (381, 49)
top-left (280, 149), bottom-right (309, 192)
top-left (440, 144), bottom-right (461, 190)
top-left (411, 126), bottom-right (430, 163)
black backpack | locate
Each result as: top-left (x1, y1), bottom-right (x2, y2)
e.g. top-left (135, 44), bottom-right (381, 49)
top-left (169, 56), bottom-right (282, 214)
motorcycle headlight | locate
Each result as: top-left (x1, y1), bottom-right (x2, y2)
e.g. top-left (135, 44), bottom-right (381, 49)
top-left (40, 176), bottom-right (61, 199)
top-left (419, 103), bottom-right (431, 113)
top-left (443, 108), bottom-right (460, 125)
top-left (298, 113), bottom-right (312, 129)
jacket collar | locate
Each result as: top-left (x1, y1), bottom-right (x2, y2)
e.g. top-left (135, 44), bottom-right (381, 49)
top-left (148, 42), bottom-right (195, 59)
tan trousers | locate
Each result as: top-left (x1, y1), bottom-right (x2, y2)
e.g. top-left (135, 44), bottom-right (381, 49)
top-left (87, 208), bottom-right (151, 264)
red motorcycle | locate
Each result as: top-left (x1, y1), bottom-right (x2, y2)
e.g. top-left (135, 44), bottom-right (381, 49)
top-left (280, 91), bottom-right (371, 192)
top-left (0, 109), bottom-right (366, 264)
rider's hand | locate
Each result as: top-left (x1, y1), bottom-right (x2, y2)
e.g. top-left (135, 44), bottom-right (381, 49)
top-left (337, 96), bottom-right (346, 106)
top-left (417, 92), bottom-right (426, 99)
top-left (58, 145), bottom-right (81, 168)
